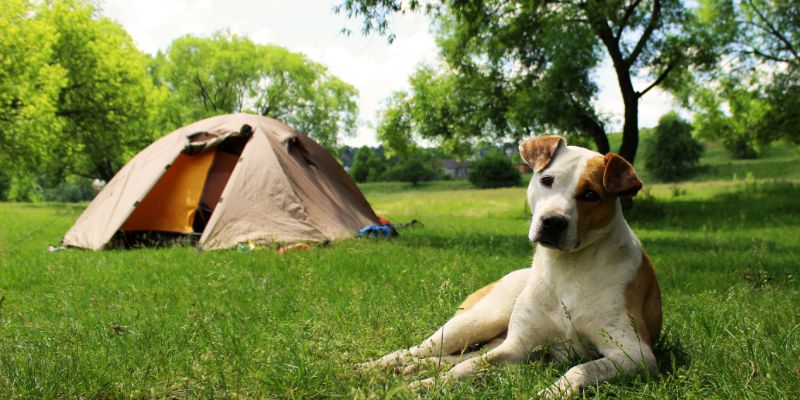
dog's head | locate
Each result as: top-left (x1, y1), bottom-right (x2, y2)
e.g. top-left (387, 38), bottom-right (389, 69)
top-left (519, 135), bottom-right (642, 252)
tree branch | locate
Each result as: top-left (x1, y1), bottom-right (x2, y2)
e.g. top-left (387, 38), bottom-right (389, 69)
top-left (742, 48), bottom-right (795, 64)
top-left (625, 0), bottom-right (661, 67)
top-left (744, 0), bottom-right (800, 65)
top-left (636, 62), bottom-right (674, 98)
top-left (615, 0), bottom-right (643, 40)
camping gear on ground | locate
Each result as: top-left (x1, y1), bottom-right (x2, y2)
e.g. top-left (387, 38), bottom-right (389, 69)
top-left (277, 243), bottom-right (312, 253)
top-left (63, 114), bottom-right (379, 250)
top-left (357, 225), bottom-right (398, 238)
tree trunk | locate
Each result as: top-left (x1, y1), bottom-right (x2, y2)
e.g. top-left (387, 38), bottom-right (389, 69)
top-left (590, 15), bottom-right (641, 164)
top-left (618, 93), bottom-right (639, 164)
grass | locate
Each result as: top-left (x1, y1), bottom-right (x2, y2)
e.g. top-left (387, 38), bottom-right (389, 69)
top-left (1, 145), bottom-right (799, 398)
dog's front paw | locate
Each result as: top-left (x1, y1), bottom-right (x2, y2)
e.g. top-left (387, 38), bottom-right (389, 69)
top-left (408, 377), bottom-right (436, 391)
top-left (536, 378), bottom-right (577, 399)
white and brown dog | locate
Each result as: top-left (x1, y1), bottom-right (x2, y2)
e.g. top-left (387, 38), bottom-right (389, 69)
top-left (358, 135), bottom-right (662, 398)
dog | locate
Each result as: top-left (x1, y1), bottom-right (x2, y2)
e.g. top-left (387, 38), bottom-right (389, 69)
top-left (358, 135), bottom-right (661, 398)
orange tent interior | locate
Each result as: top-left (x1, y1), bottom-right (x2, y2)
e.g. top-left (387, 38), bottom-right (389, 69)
top-left (120, 150), bottom-right (216, 233)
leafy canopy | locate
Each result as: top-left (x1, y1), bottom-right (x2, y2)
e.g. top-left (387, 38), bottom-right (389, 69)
top-left (339, 0), bottom-right (718, 163)
top-left (153, 32), bottom-right (359, 151)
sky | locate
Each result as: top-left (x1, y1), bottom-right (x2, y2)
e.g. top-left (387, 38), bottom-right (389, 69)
top-left (99, 0), bottom-right (676, 147)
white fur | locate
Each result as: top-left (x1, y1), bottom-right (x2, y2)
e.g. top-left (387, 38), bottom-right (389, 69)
top-left (359, 145), bottom-right (658, 399)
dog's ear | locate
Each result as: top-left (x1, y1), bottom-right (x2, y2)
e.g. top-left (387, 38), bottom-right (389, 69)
top-left (519, 135), bottom-right (566, 173)
top-left (603, 153), bottom-right (642, 197)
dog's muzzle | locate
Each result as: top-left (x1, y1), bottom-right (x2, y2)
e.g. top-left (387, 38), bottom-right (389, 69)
top-left (534, 215), bottom-right (569, 249)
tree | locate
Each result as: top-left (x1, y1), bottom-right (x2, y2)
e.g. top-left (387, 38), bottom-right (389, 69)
top-left (377, 67), bottom-right (476, 159)
top-left (252, 45), bottom-right (359, 151)
top-left (644, 112), bottom-right (703, 181)
top-left (468, 149), bottom-right (521, 188)
top-left (152, 31), bottom-right (261, 128)
top-left (337, 0), bottom-right (717, 163)
top-left (41, 0), bottom-right (165, 181)
top-left (681, 0), bottom-right (800, 151)
top-left (382, 157), bottom-right (438, 186)
top-left (0, 0), bottom-right (66, 181)
top-left (350, 146), bottom-right (386, 183)
top-left (153, 33), bottom-right (359, 151)
top-left (690, 76), bottom-right (768, 158)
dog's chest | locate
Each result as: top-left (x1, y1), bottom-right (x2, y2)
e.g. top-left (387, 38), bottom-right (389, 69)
top-left (529, 253), bottom-right (634, 336)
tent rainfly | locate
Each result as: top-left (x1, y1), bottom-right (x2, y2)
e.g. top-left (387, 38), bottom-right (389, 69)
top-left (63, 114), bottom-right (379, 250)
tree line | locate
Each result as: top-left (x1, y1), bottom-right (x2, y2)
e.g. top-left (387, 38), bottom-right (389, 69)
top-left (338, 0), bottom-right (799, 162)
top-left (2, 0), bottom-right (797, 199)
top-left (0, 0), bottom-right (358, 200)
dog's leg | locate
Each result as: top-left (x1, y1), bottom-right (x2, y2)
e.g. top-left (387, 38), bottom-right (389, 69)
top-left (538, 336), bottom-right (658, 399)
top-left (357, 305), bottom-right (510, 371)
top-left (401, 336), bottom-right (506, 376)
top-left (408, 334), bottom-right (532, 389)
top-left (358, 269), bottom-right (529, 372)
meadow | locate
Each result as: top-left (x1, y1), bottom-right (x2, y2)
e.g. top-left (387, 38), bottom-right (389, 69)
top-left (1, 142), bottom-right (799, 399)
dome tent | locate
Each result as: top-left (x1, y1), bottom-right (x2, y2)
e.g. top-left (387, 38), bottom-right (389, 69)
top-left (63, 114), bottom-right (379, 250)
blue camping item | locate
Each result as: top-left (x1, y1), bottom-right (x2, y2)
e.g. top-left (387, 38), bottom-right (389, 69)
top-left (357, 225), bottom-right (398, 238)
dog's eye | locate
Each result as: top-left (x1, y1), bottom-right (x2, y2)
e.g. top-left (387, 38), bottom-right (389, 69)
top-left (579, 189), bottom-right (600, 202)
top-left (540, 175), bottom-right (554, 188)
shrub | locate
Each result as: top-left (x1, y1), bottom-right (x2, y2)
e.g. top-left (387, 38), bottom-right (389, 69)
top-left (350, 146), bottom-right (385, 183)
top-left (723, 136), bottom-right (759, 159)
top-left (0, 170), bottom-right (10, 201)
top-left (42, 176), bottom-right (96, 202)
top-left (382, 157), bottom-right (437, 186)
top-left (644, 112), bottom-right (704, 182)
top-left (468, 150), bottom-right (521, 188)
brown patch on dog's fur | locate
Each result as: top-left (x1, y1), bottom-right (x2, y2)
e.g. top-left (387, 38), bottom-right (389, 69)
top-left (519, 135), bottom-right (566, 173)
top-left (575, 156), bottom-right (617, 242)
top-left (624, 252), bottom-right (662, 347)
top-left (455, 282), bottom-right (496, 315)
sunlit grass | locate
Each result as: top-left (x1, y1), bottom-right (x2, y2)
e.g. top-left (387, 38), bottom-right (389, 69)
top-left (0, 144), bottom-right (799, 398)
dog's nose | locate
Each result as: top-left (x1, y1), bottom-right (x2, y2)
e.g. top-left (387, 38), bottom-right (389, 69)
top-left (541, 215), bottom-right (568, 232)
top-left (536, 215), bottom-right (569, 249)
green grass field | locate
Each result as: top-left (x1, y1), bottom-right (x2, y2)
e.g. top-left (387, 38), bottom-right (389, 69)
top-left (1, 144), bottom-right (799, 398)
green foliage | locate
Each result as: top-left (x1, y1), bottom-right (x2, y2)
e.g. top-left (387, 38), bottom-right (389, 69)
top-left (690, 78), bottom-right (767, 159)
top-left (644, 113), bottom-right (704, 182)
top-left (350, 146), bottom-right (386, 183)
top-left (682, 0), bottom-right (800, 153)
top-left (341, 0), bottom-right (720, 162)
top-left (153, 33), bottom-right (358, 151)
top-left (762, 72), bottom-right (800, 145)
top-left (1, 5), bottom-right (361, 200)
top-left (152, 31), bottom-right (261, 125)
top-left (42, 0), bottom-right (166, 181)
top-left (42, 176), bottom-right (96, 203)
top-left (468, 150), bottom-right (521, 189)
top-left (382, 157), bottom-right (437, 186)
top-left (0, 0), bottom-right (66, 178)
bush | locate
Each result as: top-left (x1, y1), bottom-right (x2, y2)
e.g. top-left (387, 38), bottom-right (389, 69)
top-left (0, 170), bottom-right (10, 201)
top-left (382, 157), bottom-right (437, 186)
top-left (644, 112), bottom-right (704, 182)
top-left (42, 176), bottom-right (96, 202)
top-left (723, 136), bottom-right (759, 159)
top-left (468, 150), bottom-right (521, 188)
top-left (350, 146), bottom-right (386, 183)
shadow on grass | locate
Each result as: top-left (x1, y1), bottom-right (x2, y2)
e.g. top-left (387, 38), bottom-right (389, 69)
top-left (394, 182), bottom-right (800, 260)
top-left (654, 326), bottom-right (691, 377)
top-left (626, 181), bottom-right (800, 230)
